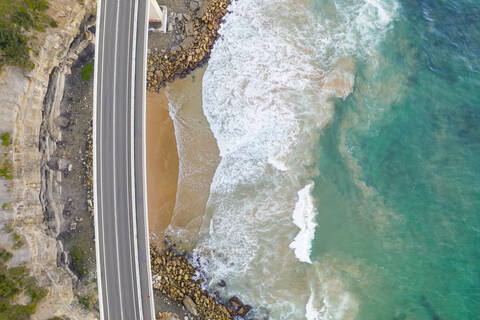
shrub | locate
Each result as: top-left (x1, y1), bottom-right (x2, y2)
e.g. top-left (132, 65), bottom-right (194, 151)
top-left (76, 292), bottom-right (96, 311)
top-left (70, 246), bottom-right (89, 278)
top-left (0, 163), bottom-right (13, 180)
top-left (0, 133), bottom-right (10, 147)
top-left (0, 249), bottom-right (47, 319)
top-left (0, 0), bottom-right (57, 70)
top-left (12, 233), bottom-right (24, 250)
top-left (81, 63), bottom-right (94, 80)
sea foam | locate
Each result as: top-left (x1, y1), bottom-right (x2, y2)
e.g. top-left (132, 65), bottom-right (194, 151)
top-left (167, 0), bottom-right (399, 318)
top-left (290, 183), bottom-right (318, 264)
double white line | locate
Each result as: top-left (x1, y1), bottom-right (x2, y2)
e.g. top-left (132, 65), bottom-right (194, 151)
top-left (93, 0), bottom-right (153, 319)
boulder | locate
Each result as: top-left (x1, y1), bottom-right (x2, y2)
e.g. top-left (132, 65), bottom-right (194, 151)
top-left (55, 115), bottom-right (70, 128)
top-left (189, 1), bottom-right (199, 12)
top-left (183, 296), bottom-right (198, 316)
top-left (237, 304), bottom-right (252, 317)
top-left (185, 22), bottom-right (194, 36)
top-left (57, 158), bottom-right (70, 171)
top-left (156, 312), bottom-right (180, 320)
top-left (229, 296), bottom-right (243, 308)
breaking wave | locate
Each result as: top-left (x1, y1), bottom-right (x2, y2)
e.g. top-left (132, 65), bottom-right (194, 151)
top-left (166, 0), bottom-right (398, 318)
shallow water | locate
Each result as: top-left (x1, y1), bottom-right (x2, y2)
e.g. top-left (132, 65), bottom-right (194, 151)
top-left (166, 0), bottom-right (480, 318)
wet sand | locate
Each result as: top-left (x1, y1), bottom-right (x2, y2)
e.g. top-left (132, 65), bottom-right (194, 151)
top-left (146, 66), bottom-right (220, 248)
top-left (165, 66), bottom-right (220, 247)
top-left (146, 90), bottom-right (179, 245)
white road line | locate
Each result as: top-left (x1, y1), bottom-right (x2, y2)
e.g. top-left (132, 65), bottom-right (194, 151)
top-left (140, 0), bottom-right (156, 317)
top-left (94, 1), bottom-right (154, 319)
top-left (130, 0), bottom-right (144, 318)
top-left (126, 0), bottom-right (141, 316)
top-left (111, 0), bottom-right (124, 319)
top-left (93, 0), bottom-right (109, 318)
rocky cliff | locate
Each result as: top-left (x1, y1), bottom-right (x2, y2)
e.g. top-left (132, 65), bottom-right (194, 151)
top-left (0, 0), bottom-right (97, 319)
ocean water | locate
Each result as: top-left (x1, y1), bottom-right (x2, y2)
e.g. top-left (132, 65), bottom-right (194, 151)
top-left (167, 0), bottom-right (480, 318)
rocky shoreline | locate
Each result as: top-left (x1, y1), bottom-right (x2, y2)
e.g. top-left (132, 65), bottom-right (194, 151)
top-left (151, 245), bottom-right (253, 319)
top-left (147, 0), bottom-right (230, 91)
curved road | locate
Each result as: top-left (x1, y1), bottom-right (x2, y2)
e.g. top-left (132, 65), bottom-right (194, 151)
top-left (93, 0), bottom-right (155, 319)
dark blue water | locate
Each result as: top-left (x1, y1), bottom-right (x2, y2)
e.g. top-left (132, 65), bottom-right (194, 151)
top-left (311, 0), bottom-right (480, 318)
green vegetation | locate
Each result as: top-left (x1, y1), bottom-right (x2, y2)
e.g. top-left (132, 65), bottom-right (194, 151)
top-left (12, 233), bottom-right (24, 250)
top-left (70, 246), bottom-right (89, 278)
top-left (81, 63), bottom-right (93, 80)
top-left (0, 161), bottom-right (12, 180)
top-left (3, 223), bottom-right (13, 234)
top-left (0, 248), bottom-right (47, 320)
top-left (47, 317), bottom-right (64, 320)
top-left (75, 292), bottom-right (96, 311)
top-left (0, 133), bottom-right (10, 147)
top-left (1, 203), bottom-right (8, 210)
top-left (0, 249), bottom-right (12, 262)
top-left (0, 0), bottom-right (56, 70)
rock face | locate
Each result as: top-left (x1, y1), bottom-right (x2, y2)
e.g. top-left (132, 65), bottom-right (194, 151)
top-left (0, 0), bottom-right (97, 319)
top-left (147, 0), bottom-right (230, 91)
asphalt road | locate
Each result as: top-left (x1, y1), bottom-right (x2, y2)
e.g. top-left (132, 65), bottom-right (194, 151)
top-left (94, 0), bottom-right (155, 319)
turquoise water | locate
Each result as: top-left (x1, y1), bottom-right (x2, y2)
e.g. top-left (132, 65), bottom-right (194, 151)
top-left (167, 0), bottom-right (480, 318)
top-left (311, 0), bottom-right (480, 319)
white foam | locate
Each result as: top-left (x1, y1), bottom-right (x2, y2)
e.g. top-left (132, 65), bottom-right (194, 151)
top-left (289, 183), bottom-right (318, 264)
top-left (306, 291), bottom-right (322, 320)
top-left (166, 0), bottom-right (401, 318)
top-left (306, 262), bottom-right (360, 320)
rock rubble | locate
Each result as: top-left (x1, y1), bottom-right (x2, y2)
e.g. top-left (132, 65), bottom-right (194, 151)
top-left (151, 246), bottom-right (253, 319)
top-left (147, 0), bottom-right (230, 91)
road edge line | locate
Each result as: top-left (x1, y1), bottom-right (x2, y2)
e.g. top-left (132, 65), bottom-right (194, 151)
top-left (131, 0), bottom-right (144, 318)
top-left (93, 0), bottom-right (105, 319)
top-left (141, 0), bottom-right (156, 318)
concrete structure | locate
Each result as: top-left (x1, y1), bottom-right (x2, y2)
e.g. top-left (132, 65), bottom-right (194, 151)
top-left (149, 0), bottom-right (167, 33)
top-left (93, 0), bottom-right (155, 319)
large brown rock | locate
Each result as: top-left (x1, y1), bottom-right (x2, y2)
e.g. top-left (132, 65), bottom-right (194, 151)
top-left (237, 304), bottom-right (252, 317)
top-left (156, 312), bottom-right (180, 320)
top-left (229, 296), bottom-right (243, 308)
top-left (183, 295), bottom-right (199, 316)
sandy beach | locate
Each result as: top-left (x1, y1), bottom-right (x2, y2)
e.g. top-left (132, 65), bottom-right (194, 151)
top-left (146, 90), bottom-right (179, 245)
top-left (146, 66), bottom-right (220, 248)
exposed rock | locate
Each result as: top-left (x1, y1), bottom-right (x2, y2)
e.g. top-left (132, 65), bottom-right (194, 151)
top-left (185, 22), bottom-right (194, 36)
top-left (237, 305), bottom-right (252, 317)
top-left (147, 0), bottom-right (231, 91)
top-left (189, 1), bottom-right (200, 12)
top-left (151, 246), bottom-right (244, 320)
top-left (183, 296), bottom-right (199, 316)
top-left (157, 311), bottom-right (181, 320)
top-left (57, 158), bottom-right (70, 171)
top-left (0, 0), bottom-right (98, 319)
top-left (229, 296), bottom-right (243, 308)
top-left (55, 115), bottom-right (70, 128)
